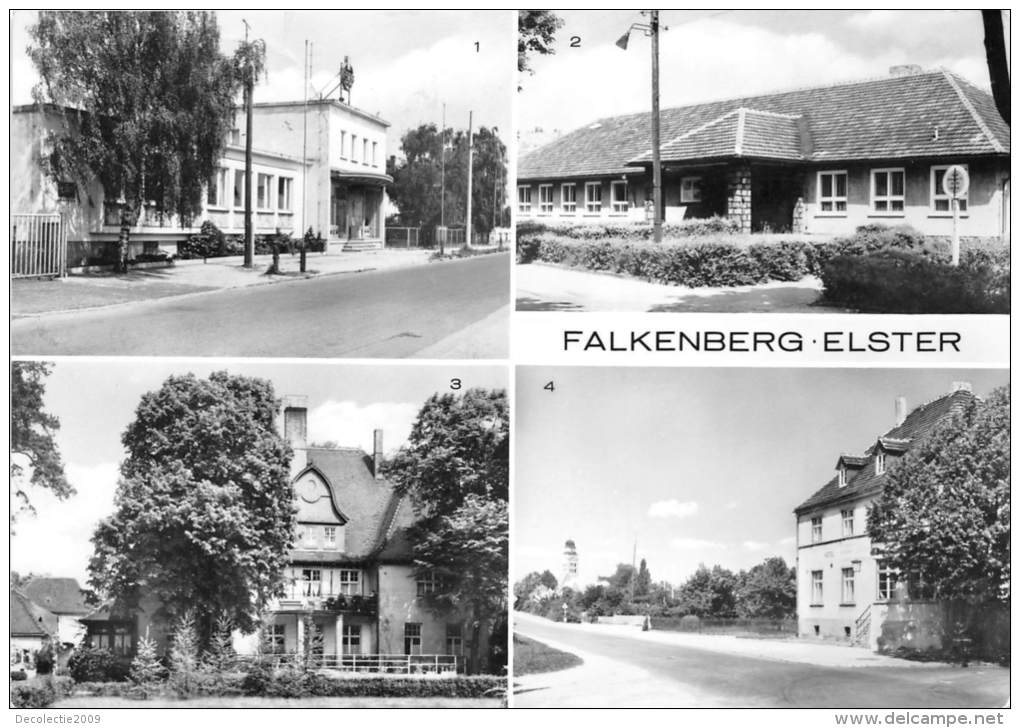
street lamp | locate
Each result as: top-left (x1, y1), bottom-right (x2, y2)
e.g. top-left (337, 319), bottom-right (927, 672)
top-left (617, 11), bottom-right (664, 243)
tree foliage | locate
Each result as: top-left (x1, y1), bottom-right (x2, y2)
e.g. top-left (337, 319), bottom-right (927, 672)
top-left (88, 371), bottom-right (295, 644)
top-left (518, 11), bottom-right (563, 83)
top-left (10, 361), bottom-right (72, 531)
top-left (28, 11), bottom-right (241, 271)
top-left (868, 386), bottom-right (1010, 603)
top-left (735, 557), bottom-right (797, 619)
top-left (385, 389), bottom-right (508, 672)
top-left (389, 124), bottom-right (507, 235)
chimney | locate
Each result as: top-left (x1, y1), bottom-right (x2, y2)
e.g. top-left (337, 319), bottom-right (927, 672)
top-left (889, 64), bottom-right (923, 77)
top-left (951, 381), bottom-right (972, 394)
top-left (895, 396), bottom-right (907, 427)
top-left (373, 429), bottom-right (383, 479)
top-left (282, 395), bottom-right (308, 475)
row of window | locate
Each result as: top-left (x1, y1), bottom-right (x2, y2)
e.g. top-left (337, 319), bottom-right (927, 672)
top-left (817, 165), bottom-right (968, 215)
top-left (296, 524), bottom-right (342, 551)
top-left (810, 562), bottom-right (931, 606)
top-left (288, 568), bottom-right (362, 598)
top-left (518, 180), bottom-right (634, 215)
top-left (338, 130), bottom-right (380, 168)
top-left (809, 508), bottom-right (860, 543)
top-left (404, 622), bottom-right (463, 656)
top-left (207, 168), bottom-right (294, 213)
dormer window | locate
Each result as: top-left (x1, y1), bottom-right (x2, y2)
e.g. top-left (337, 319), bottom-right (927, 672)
top-left (876, 450), bottom-right (886, 475)
top-left (838, 466), bottom-right (848, 487)
top-left (324, 526), bottom-right (337, 548)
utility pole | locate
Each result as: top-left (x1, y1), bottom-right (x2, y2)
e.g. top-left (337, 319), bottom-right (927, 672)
top-left (242, 19), bottom-right (255, 268)
top-left (440, 104), bottom-right (446, 228)
top-left (650, 10), bottom-right (662, 243)
top-left (466, 110), bottom-right (473, 249)
top-left (300, 39), bottom-right (309, 272)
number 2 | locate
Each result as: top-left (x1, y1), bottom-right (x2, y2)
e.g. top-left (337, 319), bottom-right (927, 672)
top-left (569, 36), bottom-right (581, 48)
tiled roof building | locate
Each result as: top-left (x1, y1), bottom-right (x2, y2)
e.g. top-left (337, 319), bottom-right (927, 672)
top-left (517, 68), bottom-right (1009, 237)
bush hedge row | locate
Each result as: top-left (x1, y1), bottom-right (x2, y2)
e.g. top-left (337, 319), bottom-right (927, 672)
top-left (10, 677), bottom-right (74, 708)
top-left (516, 220), bottom-right (1009, 313)
top-left (178, 221), bottom-right (326, 260)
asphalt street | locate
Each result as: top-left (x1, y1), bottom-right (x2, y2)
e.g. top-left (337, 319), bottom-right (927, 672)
top-left (515, 619), bottom-right (1009, 709)
top-left (12, 254), bottom-right (509, 357)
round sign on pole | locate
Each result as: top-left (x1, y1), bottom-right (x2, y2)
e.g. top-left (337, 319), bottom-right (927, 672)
top-left (942, 165), bottom-right (970, 198)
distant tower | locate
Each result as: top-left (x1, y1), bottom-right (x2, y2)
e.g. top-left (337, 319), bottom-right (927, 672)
top-left (561, 539), bottom-right (579, 590)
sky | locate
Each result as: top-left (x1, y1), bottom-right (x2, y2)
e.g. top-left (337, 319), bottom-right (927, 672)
top-left (514, 367), bottom-right (1007, 588)
top-left (10, 361), bottom-right (507, 587)
top-left (519, 9), bottom-right (1005, 139)
top-left (9, 10), bottom-right (514, 158)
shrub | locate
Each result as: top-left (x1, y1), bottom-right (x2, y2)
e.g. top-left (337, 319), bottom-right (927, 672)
top-left (68, 647), bottom-right (129, 683)
top-left (820, 249), bottom-right (1009, 313)
top-left (10, 670), bottom-right (27, 681)
top-left (10, 680), bottom-right (56, 708)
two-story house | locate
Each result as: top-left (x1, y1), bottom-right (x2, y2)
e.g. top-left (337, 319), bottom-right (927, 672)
top-left (793, 382), bottom-right (977, 650)
top-left (80, 395), bottom-right (473, 673)
top-left (518, 67), bottom-right (1009, 239)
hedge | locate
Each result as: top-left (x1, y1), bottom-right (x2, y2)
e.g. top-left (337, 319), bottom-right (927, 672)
top-left (177, 222), bottom-right (326, 260)
top-left (69, 673), bottom-right (505, 701)
top-left (516, 221), bottom-right (1009, 309)
top-left (10, 677), bottom-right (73, 708)
top-left (820, 248), bottom-right (1010, 313)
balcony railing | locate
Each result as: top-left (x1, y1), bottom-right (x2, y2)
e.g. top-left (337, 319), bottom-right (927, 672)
top-left (251, 653), bottom-right (459, 674)
top-left (275, 593), bottom-right (378, 616)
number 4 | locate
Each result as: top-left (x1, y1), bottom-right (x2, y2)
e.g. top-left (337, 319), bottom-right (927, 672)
top-left (544, 381), bottom-right (555, 392)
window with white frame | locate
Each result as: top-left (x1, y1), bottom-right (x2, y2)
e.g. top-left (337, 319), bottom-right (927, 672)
top-left (278, 177), bottom-right (293, 212)
top-left (871, 168), bottom-right (905, 213)
top-left (538, 184), bottom-right (554, 214)
top-left (517, 186), bottom-right (532, 214)
top-left (877, 561), bottom-right (898, 601)
top-left (811, 570), bottom-right (824, 604)
top-left (301, 568), bottom-right (322, 597)
top-left (611, 180), bottom-right (629, 213)
top-left (417, 571), bottom-right (440, 596)
top-left (323, 526), bottom-right (337, 548)
top-left (404, 623), bottom-right (422, 655)
top-left (257, 173), bottom-right (273, 210)
top-left (838, 465), bottom-right (848, 487)
top-left (811, 516), bottom-right (822, 543)
top-left (680, 176), bottom-right (702, 203)
top-left (229, 128), bottom-right (241, 145)
top-left (362, 139), bottom-right (369, 165)
top-left (372, 141), bottom-right (378, 167)
top-left (841, 567), bottom-right (856, 604)
top-left (841, 508), bottom-right (855, 537)
top-left (561, 183), bottom-right (577, 213)
top-left (206, 168), bottom-right (227, 207)
top-left (445, 623), bottom-right (464, 656)
top-left (818, 171), bottom-right (847, 212)
top-left (585, 182), bottom-right (602, 213)
top-left (931, 165), bottom-right (968, 213)
top-left (337, 569), bottom-right (360, 595)
top-left (233, 169), bottom-right (245, 209)
top-left (875, 449), bottom-right (886, 475)
top-left (342, 624), bottom-right (361, 654)
top-left (351, 135), bottom-right (358, 162)
top-left (340, 131), bottom-right (347, 159)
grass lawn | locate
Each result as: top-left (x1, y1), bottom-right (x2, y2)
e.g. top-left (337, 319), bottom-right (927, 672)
top-left (12, 276), bottom-right (214, 316)
top-left (513, 634), bottom-right (583, 676)
top-left (54, 695), bottom-right (500, 708)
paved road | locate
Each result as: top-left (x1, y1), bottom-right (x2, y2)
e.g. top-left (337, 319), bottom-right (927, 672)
top-left (12, 254), bottom-right (509, 357)
top-left (515, 620), bottom-right (1009, 709)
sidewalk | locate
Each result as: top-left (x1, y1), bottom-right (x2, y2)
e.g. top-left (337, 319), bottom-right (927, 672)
top-left (516, 262), bottom-right (850, 313)
top-left (12, 249), bottom-right (432, 317)
top-left (514, 613), bottom-right (940, 670)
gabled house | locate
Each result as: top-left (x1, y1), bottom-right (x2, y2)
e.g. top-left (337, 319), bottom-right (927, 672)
top-left (518, 67), bottom-right (1009, 238)
top-left (793, 382), bottom-right (977, 650)
top-left (10, 590), bottom-right (58, 669)
top-left (21, 577), bottom-right (90, 648)
top-left (81, 395), bottom-right (474, 673)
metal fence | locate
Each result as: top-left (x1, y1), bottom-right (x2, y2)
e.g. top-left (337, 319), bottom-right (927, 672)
top-left (247, 653), bottom-right (459, 674)
top-left (385, 227), bottom-right (420, 248)
top-left (11, 213), bottom-right (67, 278)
